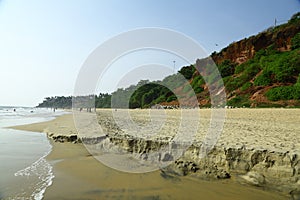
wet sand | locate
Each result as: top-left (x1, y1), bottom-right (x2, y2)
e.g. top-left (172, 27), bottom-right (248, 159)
top-left (44, 142), bottom-right (286, 200)
top-left (10, 110), bottom-right (296, 199)
top-left (10, 113), bottom-right (77, 137)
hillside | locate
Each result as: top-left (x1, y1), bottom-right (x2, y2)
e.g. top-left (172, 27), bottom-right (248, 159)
top-left (196, 12), bottom-right (300, 108)
top-left (37, 13), bottom-right (300, 109)
top-left (101, 12), bottom-right (300, 108)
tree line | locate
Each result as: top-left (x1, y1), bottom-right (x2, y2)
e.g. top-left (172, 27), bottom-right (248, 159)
top-left (37, 13), bottom-right (300, 109)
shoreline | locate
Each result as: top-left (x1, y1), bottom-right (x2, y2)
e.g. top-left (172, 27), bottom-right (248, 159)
top-left (10, 109), bottom-right (300, 199)
top-left (43, 143), bottom-right (288, 200)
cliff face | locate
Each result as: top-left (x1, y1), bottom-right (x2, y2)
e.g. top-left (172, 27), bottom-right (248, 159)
top-left (211, 19), bottom-right (300, 65)
top-left (166, 145), bottom-right (300, 197)
top-left (155, 14), bottom-right (300, 108)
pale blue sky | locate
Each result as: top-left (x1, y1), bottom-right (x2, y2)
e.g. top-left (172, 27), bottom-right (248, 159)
top-left (0, 0), bottom-right (299, 106)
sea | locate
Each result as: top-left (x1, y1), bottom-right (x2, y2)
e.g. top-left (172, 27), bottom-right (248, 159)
top-left (0, 106), bottom-right (67, 200)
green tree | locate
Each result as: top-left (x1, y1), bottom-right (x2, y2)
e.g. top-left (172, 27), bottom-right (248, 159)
top-left (218, 60), bottom-right (235, 77)
top-left (178, 65), bottom-right (196, 79)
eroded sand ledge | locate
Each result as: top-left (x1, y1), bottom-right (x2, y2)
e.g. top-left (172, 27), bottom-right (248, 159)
top-left (10, 109), bottom-right (300, 199)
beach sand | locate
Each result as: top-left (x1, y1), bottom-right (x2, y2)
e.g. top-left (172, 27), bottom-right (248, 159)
top-left (10, 109), bottom-right (299, 199)
top-left (43, 142), bottom-right (286, 200)
top-left (11, 114), bottom-right (77, 137)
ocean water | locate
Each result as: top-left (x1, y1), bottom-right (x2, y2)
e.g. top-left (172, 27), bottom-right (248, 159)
top-left (0, 106), bottom-right (66, 200)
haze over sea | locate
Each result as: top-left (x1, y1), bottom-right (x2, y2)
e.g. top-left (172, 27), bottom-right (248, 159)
top-left (0, 106), bottom-right (66, 199)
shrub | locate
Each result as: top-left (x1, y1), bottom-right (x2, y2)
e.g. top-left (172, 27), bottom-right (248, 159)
top-left (254, 49), bottom-right (266, 61)
top-left (218, 60), bottom-right (235, 77)
top-left (225, 77), bottom-right (242, 92)
top-left (227, 95), bottom-right (251, 107)
top-left (223, 76), bottom-right (233, 84)
top-left (141, 90), bottom-right (157, 107)
top-left (254, 71), bottom-right (272, 86)
top-left (166, 95), bottom-right (177, 102)
top-left (266, 86), bottom-right (300, 101)
top-left (153, 95), bottom-right (166, 104)
top-left (191, 76), bottom-right (204, 88)
top-left (179, 65), bottom-right (196, 79)
top-left (292, 33), bottom-right (300, 50)
top-left (193, 86), bottom-right (204, 94)
top-left (289, 12), bottom-right (300, 24)
top-left (295, 74), bottom-right (300, 86)
top-left (235, 63), bottom-right (246, 74)
top-left (244, 64), bottom-right (261, 78)
top-left (275, 70), bottom-right (294, 83)
top-left (265, 44), bottom-right (277, 56)
top-left (189, 76), bottom-right (205, 94)
top-left (294, 85), bottom-right (300, 99)
top-left (290, 55), bottom-right (300, 76)
top-left (240, 82), bottom-right (252, 91)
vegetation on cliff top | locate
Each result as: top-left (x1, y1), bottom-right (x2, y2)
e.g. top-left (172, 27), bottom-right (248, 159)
top-left (37, 13), bottom-right (300, 109)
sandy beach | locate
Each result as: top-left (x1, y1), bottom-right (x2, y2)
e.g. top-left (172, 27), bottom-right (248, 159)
top-left (10, 108), bottom-right (300, 199)
top-left (42, 142), bottom-right (288, 200)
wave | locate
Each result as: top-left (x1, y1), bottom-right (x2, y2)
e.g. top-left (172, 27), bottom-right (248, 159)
top-left (13, 145), bottom-right (54, 200)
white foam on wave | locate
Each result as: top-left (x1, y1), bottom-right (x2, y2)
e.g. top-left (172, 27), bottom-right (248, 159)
top-left (14, 145), bottom-right (54, 200)
top-left (0, 108), bottom-right (69, 130)
top-left (0, 107), bottom-right (68, 199)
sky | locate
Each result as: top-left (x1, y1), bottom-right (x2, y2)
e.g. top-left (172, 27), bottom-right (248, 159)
top-left (0, 0), bottom-right (299, 107)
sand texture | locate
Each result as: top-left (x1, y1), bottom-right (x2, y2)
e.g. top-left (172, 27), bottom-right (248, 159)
top-left (10, 108), bottom-right (300, 199)
top-left (10, 114), bottom-right (79, 143)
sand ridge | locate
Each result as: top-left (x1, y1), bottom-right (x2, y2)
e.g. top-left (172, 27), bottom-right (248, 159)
top-left (8, 108), bottom-right (300, 199)
top-left (10, 109), bottom-right (300, 155)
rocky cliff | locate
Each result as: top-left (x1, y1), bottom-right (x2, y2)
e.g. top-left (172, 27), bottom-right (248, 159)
top-left (211, 13), bottom-right (300, 65)
top-left (168, 13), bottom-right (300, 108)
